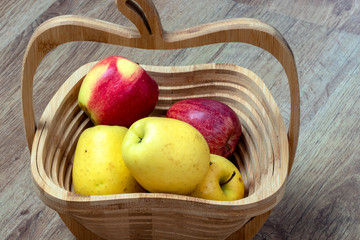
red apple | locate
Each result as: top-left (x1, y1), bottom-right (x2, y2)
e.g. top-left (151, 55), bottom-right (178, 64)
top-left (166, 98), bottom-right (242, 158)
top-left (78, 56), bottom-right (159, 127)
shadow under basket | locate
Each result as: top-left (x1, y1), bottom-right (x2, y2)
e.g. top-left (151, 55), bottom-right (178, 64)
top-left (22, 1), bottom-right (300, 239)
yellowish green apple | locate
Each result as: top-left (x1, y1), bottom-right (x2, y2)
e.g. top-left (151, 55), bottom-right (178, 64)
top-left (72, 125), bottom-right (145, 195)
top-left (191, 154), bottom-right (245, 201)
top-left (121, 117), bottom-right (210, 195)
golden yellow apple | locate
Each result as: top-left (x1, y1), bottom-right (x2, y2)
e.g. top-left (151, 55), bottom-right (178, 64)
top-left (72, 125), bottom-right (145, 195)
top-left (191, 154), bottom-right (245, 201)
top-left (121, 117), bottom-right (210, 195)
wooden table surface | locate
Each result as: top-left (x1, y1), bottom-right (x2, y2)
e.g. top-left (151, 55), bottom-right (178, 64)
top-left (1, 0), bottom-right (359, 239)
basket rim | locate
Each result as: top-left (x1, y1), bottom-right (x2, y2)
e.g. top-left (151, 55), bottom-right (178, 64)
top-left (31, 62), bottom-right (289, 215)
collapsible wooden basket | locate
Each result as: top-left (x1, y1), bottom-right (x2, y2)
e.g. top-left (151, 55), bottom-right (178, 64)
top-left (22, 0), bottom-right (300, 239)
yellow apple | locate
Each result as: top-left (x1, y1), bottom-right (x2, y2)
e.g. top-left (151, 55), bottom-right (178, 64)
top-left (121, 117), bottom-right (210, 195)
top-left (191, 154), bottom-right (245, 201)
top-left (72, 125), bottom-right (145, 195)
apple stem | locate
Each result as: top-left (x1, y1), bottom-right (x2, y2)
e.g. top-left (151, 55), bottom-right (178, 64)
top-left (221, 171), bottom-right (236, 186)
top-left (138, 137), bottom-right (143, 143)
top-left (226, 143), bottom-right (232, 151)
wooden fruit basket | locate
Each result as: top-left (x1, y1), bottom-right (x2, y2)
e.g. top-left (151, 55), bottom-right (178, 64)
top-left (22, 0), bottom-right (300, 239)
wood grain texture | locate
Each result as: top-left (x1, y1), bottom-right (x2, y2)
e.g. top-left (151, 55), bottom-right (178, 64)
top-left (231, 0), bottom-right (360, 34)
top-left (1, 0), bottom-right (359, 239)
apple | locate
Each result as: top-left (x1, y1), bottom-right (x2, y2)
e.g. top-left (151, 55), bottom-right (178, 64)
top-left (78, 56), bottom-right (159, 128)
top-left (166, 98), bottom-right (242, 158)
top-left (121, 117), bottom-right (210, 195)
top-left (191, 154), bottom-right (245, 201)
top-left (72, 125), bottom-right (145, 195)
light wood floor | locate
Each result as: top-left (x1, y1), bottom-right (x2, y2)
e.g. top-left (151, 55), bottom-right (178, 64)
top-left (1, 0), bottom-right (359, 239)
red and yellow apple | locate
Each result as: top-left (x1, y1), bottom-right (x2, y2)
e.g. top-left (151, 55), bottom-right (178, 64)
top-left (78, 56), bottom-right (159, 128)
top-left (191, 154), bottom-right (245, 201)
top-left (166, 98), bottom-right (242, 158)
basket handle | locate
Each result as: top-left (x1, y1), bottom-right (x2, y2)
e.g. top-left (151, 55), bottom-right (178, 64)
top-left (22, 0), bottom-right (299, 172)
top-left (116, 0), bottom-right (164, 39)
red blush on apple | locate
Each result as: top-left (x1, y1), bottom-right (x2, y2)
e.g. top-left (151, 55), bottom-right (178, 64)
top-left (166, 98), bottom-right (242, 159)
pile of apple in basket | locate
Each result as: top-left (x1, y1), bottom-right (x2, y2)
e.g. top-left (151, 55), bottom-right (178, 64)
top-left (73, 56), bottom-right (245, 201)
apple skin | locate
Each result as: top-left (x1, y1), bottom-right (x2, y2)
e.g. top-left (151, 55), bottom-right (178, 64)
top-left (72, 125), bottom-right (145, 195)
top-left (166, 98), bottom-right (242, 158)
top-left (78, 56), bottom-right (159, 128)
top-left (121, 117), bottom-right (210, 195)
top-left (190, 154), bottom-right (245, 201)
